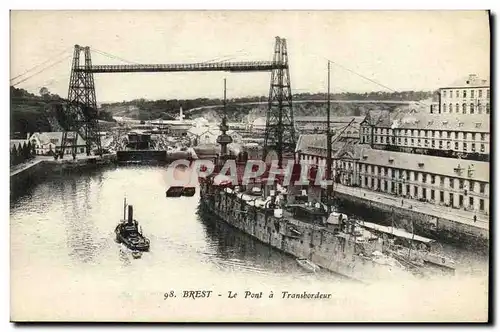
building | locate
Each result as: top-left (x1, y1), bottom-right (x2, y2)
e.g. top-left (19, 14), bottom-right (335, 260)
top-left (296, 133), bottom-right (368, 186)
top-left (296, 133), bottom-right (489, 215)
top-left (28, 132), bottom-right (86, 155)
top-left (355, 149), bottom-right (489, 215)
top-left (360, 111), bottom-right (490, 161)
top-left (438, 74), bottom-right (490, 115)
top-left (187, 126), bottom-right (243, 146)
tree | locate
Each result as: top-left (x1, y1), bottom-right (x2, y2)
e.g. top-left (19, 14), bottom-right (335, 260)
top-left (11, 145), bottom-right (17, 166)
top-left (31, 141), bottom-right (36, 157)
top-left (22, 142), bottom-right (29, 161)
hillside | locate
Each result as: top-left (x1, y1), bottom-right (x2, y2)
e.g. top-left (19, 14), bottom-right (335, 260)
top-left (10, 86), bottom-right (115, 137)
top-left (100, 91), bottom-right (435, 122)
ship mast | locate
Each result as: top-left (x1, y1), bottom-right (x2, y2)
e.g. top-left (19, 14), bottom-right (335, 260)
top-left (216, 78), bottom-right (233, 168)
top-left (325, 61), bottom-right (333, 209)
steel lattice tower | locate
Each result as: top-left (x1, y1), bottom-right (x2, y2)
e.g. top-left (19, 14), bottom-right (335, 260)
top-left (60, 45), bottom-right (101, 157)
top-left (263, 37), bottom-right (296, 168)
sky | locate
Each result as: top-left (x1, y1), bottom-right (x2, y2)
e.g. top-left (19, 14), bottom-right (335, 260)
top-left (10, 11), bottom-right (490, 102)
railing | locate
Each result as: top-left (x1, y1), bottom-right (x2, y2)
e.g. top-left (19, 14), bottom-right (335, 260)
top-left (75, 61), bottom-right (287, 73)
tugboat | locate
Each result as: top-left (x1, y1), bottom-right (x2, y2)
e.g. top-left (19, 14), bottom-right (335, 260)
top-left (115, 198), bottom-right (150, 252)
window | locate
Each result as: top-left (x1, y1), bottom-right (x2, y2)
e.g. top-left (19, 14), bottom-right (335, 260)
top-left (456, 90), bottom-right (459, 98)
top-left (480, 199), bottom-right (484, 211)
top-left (431, 190), bottom-right (435, 200)
top-left (487, 89), bottom-right (490, 98)
top-left (431, 140), bottom-right (435, 147)
top-left (364, 177), bottom-right (368, 186)
top-left (440, 191), bottom-right (444, 202)
top-left (463, 143), bottom-right (467, 151)
top-left (472, 143), bottom-right (476, 151)
top-left (480, 144), bottom-right (485, 152)
top-left (443, 90), bottom-right (447, 98)
top-left (471, 90), bottom-right (474, 98)
top-left (463, 90), bottom-right (467, 98)
top-left (459, 180), bottom-right (464, 189)
top-left (404, 138), bottom-right (408, 145)
top-left (79, 148), bottom-right (84, 153)
top-left (469, 197), bottom-right (474, 208)
top-left (455, 132), bottom-right (458, 139)
top-left (447, 141), bottom-right (451, 149)
top-left (398, 137), bottom-right (401, 144)
top-left (377, 179), bottom-right (381, 189)
top-left (422, 174), bottom-right (427, 183)
top-left (479, 89), bottom-right (483, 98)
top-left (384, 181), bottom-right (387, 191)
top-left (447, 132), bottom-right (451, 138)
top-left (450, 193), bottom-right (454, 206)
top-left (455, 142), bottom-right (459, 150)
top-left (440, 177), bottom-right (444, 186)
top-left (411, 138), bottom-right (414, 145)
top-left (431, 175), bottom-right (435, 184)
top-left (478, 101), bottom-right (482, 114)
top-left (414, 186), bottom-right (418, 197)
top-left (371, 178), bottom-right (374, 188)
top-left (486, 103), bottom-right (490, 114)
top-left (449, 103), bottom-right (452, 112)
top-left (462, 103), bottom-right (467, 114)
top-left (450, 179), bottom-right (454, 189)
top-left (439, 131), bottom-right (443, 138)
top-left (442, 104), bottom-right (447, 112)
top-left (481, 133), bottom-right (485, 141)
top-left (480, 183), bottom-right (485, 194)
top-left (439, 141), bottom-right (443, 149)
top-left (469, 181), bottom-right (474, 192)
top-left (470, 103), bottom-right (475, 114)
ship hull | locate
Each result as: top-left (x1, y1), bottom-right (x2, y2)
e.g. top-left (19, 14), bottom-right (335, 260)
top-left (199, 184), bottom-right (414, 284)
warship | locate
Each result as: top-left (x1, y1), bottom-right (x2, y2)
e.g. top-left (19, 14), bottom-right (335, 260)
top-left (197, 76), bottom-right (421, 283)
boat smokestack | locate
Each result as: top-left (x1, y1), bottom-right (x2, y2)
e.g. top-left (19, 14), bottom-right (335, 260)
top-left (128, 205), bottom-right (134, 223)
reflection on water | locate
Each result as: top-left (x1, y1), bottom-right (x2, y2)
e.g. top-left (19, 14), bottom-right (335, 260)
top-left (10, 166), bottom-right (488, 321)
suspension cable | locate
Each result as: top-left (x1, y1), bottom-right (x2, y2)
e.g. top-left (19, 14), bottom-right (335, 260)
top-left (11, 54), bottom-right (72, 87)
top-left (321, 55), bottom-right (431, 107)
top-left (10, 48), bottom-right (71, 82)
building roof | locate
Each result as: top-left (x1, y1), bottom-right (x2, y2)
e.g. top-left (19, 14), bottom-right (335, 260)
top-left (296, 133), bottom-right (367, 159)
top-left (31, 132), bottom-right (86, 146)
top-left (295, 116), bottom-right (365, 123)
top-left (358, 149), bottom-right (489, 182)
top-left (389, 113), bottom-right (490, 133)
top-left (441, 74), bottom-right (490, 89)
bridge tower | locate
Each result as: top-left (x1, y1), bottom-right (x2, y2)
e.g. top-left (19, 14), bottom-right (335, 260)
top-left (60, 45), bottom-right (101, 157)
top-left (263, 36), bottom-right (296, 168)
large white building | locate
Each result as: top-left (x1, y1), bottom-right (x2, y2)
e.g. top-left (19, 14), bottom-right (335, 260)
top-left (438, 74), bottom-right (490, 115)
top-left (360, 112), bottom-right (490, 160)
top-left (356, 149), bottom-right (489, 214)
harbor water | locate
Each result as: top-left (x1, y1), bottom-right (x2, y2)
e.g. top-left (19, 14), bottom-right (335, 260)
top-left (10, 166), bottom-right (489, 321)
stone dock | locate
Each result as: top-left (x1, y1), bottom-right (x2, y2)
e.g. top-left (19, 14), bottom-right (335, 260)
top-left (10, 154), bottom-right (116, 199)
top-left (307, 183), bottom-right (489, 250)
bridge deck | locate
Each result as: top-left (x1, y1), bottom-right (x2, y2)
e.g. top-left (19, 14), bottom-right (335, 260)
top-left (76, 61), bottom-right (286, 73)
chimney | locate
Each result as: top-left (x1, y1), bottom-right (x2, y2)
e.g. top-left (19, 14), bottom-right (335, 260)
top-left (127, 205), bottom-right (134, 223)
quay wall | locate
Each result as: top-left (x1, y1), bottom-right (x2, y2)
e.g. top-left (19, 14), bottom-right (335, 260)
top-left (330, 189), bottom-right (488, 251)
top-left (10, 154), bottom-right (116, 200)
